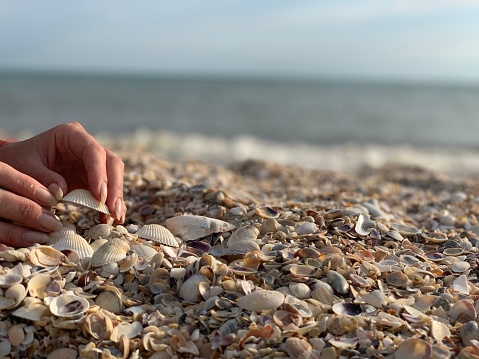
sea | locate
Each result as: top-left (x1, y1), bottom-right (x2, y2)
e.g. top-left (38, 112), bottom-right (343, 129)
top-left (1, 71), bottom-right (479, 175)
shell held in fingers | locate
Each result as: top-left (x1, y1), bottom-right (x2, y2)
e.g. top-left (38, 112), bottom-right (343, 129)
top-left (62, 189), bottom-right (111, 214)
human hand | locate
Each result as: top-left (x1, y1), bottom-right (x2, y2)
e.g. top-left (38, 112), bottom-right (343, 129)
top-left (0, 122), bottom-right (126, 247)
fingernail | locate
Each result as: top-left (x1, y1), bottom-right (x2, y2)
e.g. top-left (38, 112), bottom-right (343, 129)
top-left (38, 212), bottom-right (63, 231)
top-left (24, 231), bottom-right (50, 244)
top-left (106, 216), bottom-right (115, 226)
top-left (48, 183), bottom-right (64, 201)
top-left (115, 197), bottom-right (122, 221)
top-left (100, 181), bottom-right (108, 205)
top-left (35, 187), bottom-right (58, 206)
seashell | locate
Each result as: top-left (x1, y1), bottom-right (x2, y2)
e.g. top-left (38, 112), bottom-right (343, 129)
top-left (130, 244), bottom-right (158, 261)
top-left (422, 231), bottom-right (448, 244)
top-left (453, 275), bottom-right (470, 295)
top-left (430, 319), bottom-right (451, 341)
top-left (95, 290), bottom-right (123, 313)
top-left (12, 303), bottom-right (50, 322)
top-left (27, 273), bottom-right (59, 299)
top-left (84, 310), bottom-right (113, 340)
top-left (384, 230), bottom-right (404, 241)
top-left (165, 214), bottom-right (236, 241)
top-left (237, 289), bottom-right (284, 311)
top-left (46, 348), bottom-right (78, 359)
top-left (444, 247), bottom-right (464, 256)
top-left (391, 223), bottom-right (421, 236)
top-left (170, 267), bottom-right (186, 279)
top-left (49, 293), bottom-right (90, 317)
top-left (450, 299), bottom-right (476, 323)
top-left (29, 246), bottom-right (66, 267)
top-left (460, 321), bottom-right (479, 346)
top-left (295, 222), bottom-right (319, 235)
top-left (179, 273), bottom-right (209, 303)
top-left (290, 264), bottom-right (316, 277)
top-left (326, 270), bottom-right (349, 294)
top-left (289, 282), bottom-right (311, 299)
top-left (259, 218), bottom-right (280, 234)
top-left (47, 222), bottom-right (77, 246)
top-left (227, 225), bottom-right (259, 247)
top-left (51, 232), bottom-right (94, 259)
top-left (332, 302), bottom-right (362, 316)
top-left (62, 189), bottom-right (110, 214)
top-left (355, 214), bottom-right (374, 236)
top-left (284, 337), bottom-right (313, 359)
top-left (0, 273), bottom-right (23, 288)
top-left (222, 240), bottom-right (261, 256)
top-left (137, 224), bottom-right (179, 247)
top-left (90, 238), bottom-right (130, 267)
top-left (310, 281), bottom-right (334, 294)
top-left (349, 273), bottom-right (371, 288)
top-left (386, 272), bottom-right (409, 287)
top-left (255, 206), bottom-right (280, 219)
top-left (86, 224), bottom-right (112, 239)
top-left (394, 338), bottom-right (431, 359)
top-left (452, 261), bottom-right (471, 273)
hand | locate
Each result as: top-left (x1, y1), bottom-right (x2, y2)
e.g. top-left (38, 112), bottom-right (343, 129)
top-left (0, 122), bottom-right (126, 247)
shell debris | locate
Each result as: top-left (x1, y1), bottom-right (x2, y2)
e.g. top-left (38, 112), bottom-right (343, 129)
top-left (2, 148), bottom-right (479, 358)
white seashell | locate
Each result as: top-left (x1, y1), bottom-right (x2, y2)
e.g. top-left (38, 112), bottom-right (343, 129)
top-left (90, 238), bottom-right (130, 267)
top-left (62, 189), bottom-right (110, 214)
top-left (137, 224), bottom-right (179, 247)
top-left (27, 273), bottom-right (56, 299)
top-left (0, 283), bottom-right (27, 310)
top-left (295, 222), bottom-right (319, 235)
top-left (95, 290), bottom-right (123, 313)
top-left (86, 224), bottom-right (112, 239)
top-left (90, 238), bottom-right (109, 252)
top-left (237, 289), bottom-right (284, 311)
top-left (51, 232), bottom-right (94, 259)
top-left (165, 215), bottom-right (236, 241)
top-left (430, 319), bottom-right (451, 341)
top-left (49, 293), bottom-right (90, 317)
top-left (29, 246), bottom-right (65, 267)
top-left (131, 245), bottom-right (158, 261)
top-left (289, 282), bottom-right (311, 299)
top-left (47, 222), bottom-right (77, 246)
top-left (284, 337), bottom-right (313, 359)
top-left (12, 303), bottom-right (49, 322)
top-left (355, 214), bottom-right (374, 236)
top-left (453, 275), bottom-right (470, 295)
top-left (227, 226), bottom-right (259, 247)
top-left (0, 273), bottom-right (23, 288)
top-left (179, 273), bottom-right (209, 303)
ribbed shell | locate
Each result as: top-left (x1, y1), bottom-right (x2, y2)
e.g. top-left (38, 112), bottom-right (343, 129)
top-left (62, 189), bottom-right (110, 214)
top-left (131, 245), bottom-right (158, 261)
top-left (227, 225), bottom-right (259, 247)
top-left (51, 232), bottom-right (94, 259)
top-left (137, 224), bottom-right (178, 247)
top-left (47, 222), bottom-right (77, 246)
top-left (90, 238), bottom-right (130, 267)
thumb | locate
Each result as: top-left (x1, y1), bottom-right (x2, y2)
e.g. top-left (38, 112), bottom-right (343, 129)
top-left (26, 164), bottom-right (68, 201)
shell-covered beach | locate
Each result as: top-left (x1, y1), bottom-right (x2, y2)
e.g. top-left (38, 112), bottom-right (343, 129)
top-left (2, 142), bottom-right (479, 358)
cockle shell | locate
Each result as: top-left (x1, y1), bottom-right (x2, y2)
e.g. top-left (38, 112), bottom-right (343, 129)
top-left (47, 222), bottom-right (77, 246)
top-left (227, 225), bottom-right (259, 247)
top-left (49, 293), bottom-right (90, 317)
top-left (51, 232), bottom-right (94, 259)
top-left (86, 224), bottom-right (112, 239)
top-left (237, 289), bottom-right (284, 311)
top-left (179, 273), bottom-right (209, 303)
top-left (90, 238), bottom-right (130, 267)
top-left (137, 224), bottom-right (179, 247)
top-left (62, 189), bottom-right (110, 214)
top-left (165, 215), bottom-right (236, 241)
top-left (131, 244), bottom-right (158, 261)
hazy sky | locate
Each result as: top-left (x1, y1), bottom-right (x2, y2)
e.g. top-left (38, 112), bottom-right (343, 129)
top-left (1, 0), bottom-right (479, 82)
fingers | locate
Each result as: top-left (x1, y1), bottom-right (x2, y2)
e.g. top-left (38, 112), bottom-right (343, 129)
top-left (0, 188), bottom-right (62, 233)
top-left (0, 221), bottom-right (50, 247)
top-left (105, 148), bottom-right (125, 222)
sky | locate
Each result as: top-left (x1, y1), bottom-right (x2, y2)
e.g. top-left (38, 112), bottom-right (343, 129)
top-left (1, 0), bottom-right (479, 82)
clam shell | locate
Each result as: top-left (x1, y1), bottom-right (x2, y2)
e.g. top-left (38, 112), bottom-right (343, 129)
top-left (237, 289), bottom-right (284, 311)
top-left (326, 270), bottom-right (349, 294)
top-left (255, 206), bottom-right (280, 219)
top-left (49, 293), bottom-right (90, 317)
top-left (386, 272), bottom-right (409, 287)
top-left (179, 273), bottom-right (209, 303)
top-left (86, 224), bottom-right (112, 239)
top-left (227, 225), bottom-right (259, 247)
top-left (62, 189), bottom-right (110, 214)
top-left (332, 302), bottom-right (363, 316)
top-left (51, 232), bottom-right (94, 259)
top-left (394, 338), bottom-right (431, 359)
top-left (0, 273), bottom-right (23, 288)
top-left (0, 283), bottom-right (27, 310)
top-left (289, 282), bottom-right (311, 299)
top-left (90, 238), bottom-right (130, 267)
top-left (137, 224), bottom-right (179, 247)
top-left (165, 215), bottom-right (236, 241)
top-left (29, 246), bottom-right (65, 267)
top-left (284, 337), bottom-right (313, 359)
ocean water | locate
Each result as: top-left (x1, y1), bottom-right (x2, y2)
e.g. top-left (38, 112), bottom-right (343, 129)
top-left (1, 72), bottom-right (479, 174)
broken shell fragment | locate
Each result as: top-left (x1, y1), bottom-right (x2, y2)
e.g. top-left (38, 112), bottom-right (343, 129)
top-left (62, 189), bottom-right (111, 214)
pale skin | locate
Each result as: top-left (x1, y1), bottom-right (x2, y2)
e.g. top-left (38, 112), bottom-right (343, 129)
top-left (0, 122), bottom-right (126, 247)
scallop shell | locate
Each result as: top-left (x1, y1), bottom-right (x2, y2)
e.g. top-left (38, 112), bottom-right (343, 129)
top-left (62, 189), bottom-right (110, 214)
top-left (237, 289), bottom-right (284, 311)
top-left (51, 232), bottom-right (94, 259)
top-left (137, 224), bottom-right (179, 247)
top-left (90, 238), bottom-right (130, 267)
top-left (165, 215), bottom-right (236, 241)
top-left (49, 293), bottom-right (90, 317)
top-left (227, 225), bottom-right (259, 247)
top-left (131, 244), bottom-right (158, 261)
top-left (179, 273), bottom-right (209, 303)
top-left (47, 222), bottom-right (77, 246)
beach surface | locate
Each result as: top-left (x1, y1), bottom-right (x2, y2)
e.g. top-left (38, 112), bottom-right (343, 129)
top-left (1, 139), bottom-right (479, 358)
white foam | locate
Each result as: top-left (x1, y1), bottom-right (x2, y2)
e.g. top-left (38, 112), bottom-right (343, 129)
top-left (96, 128), bottom-right (479, 176)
